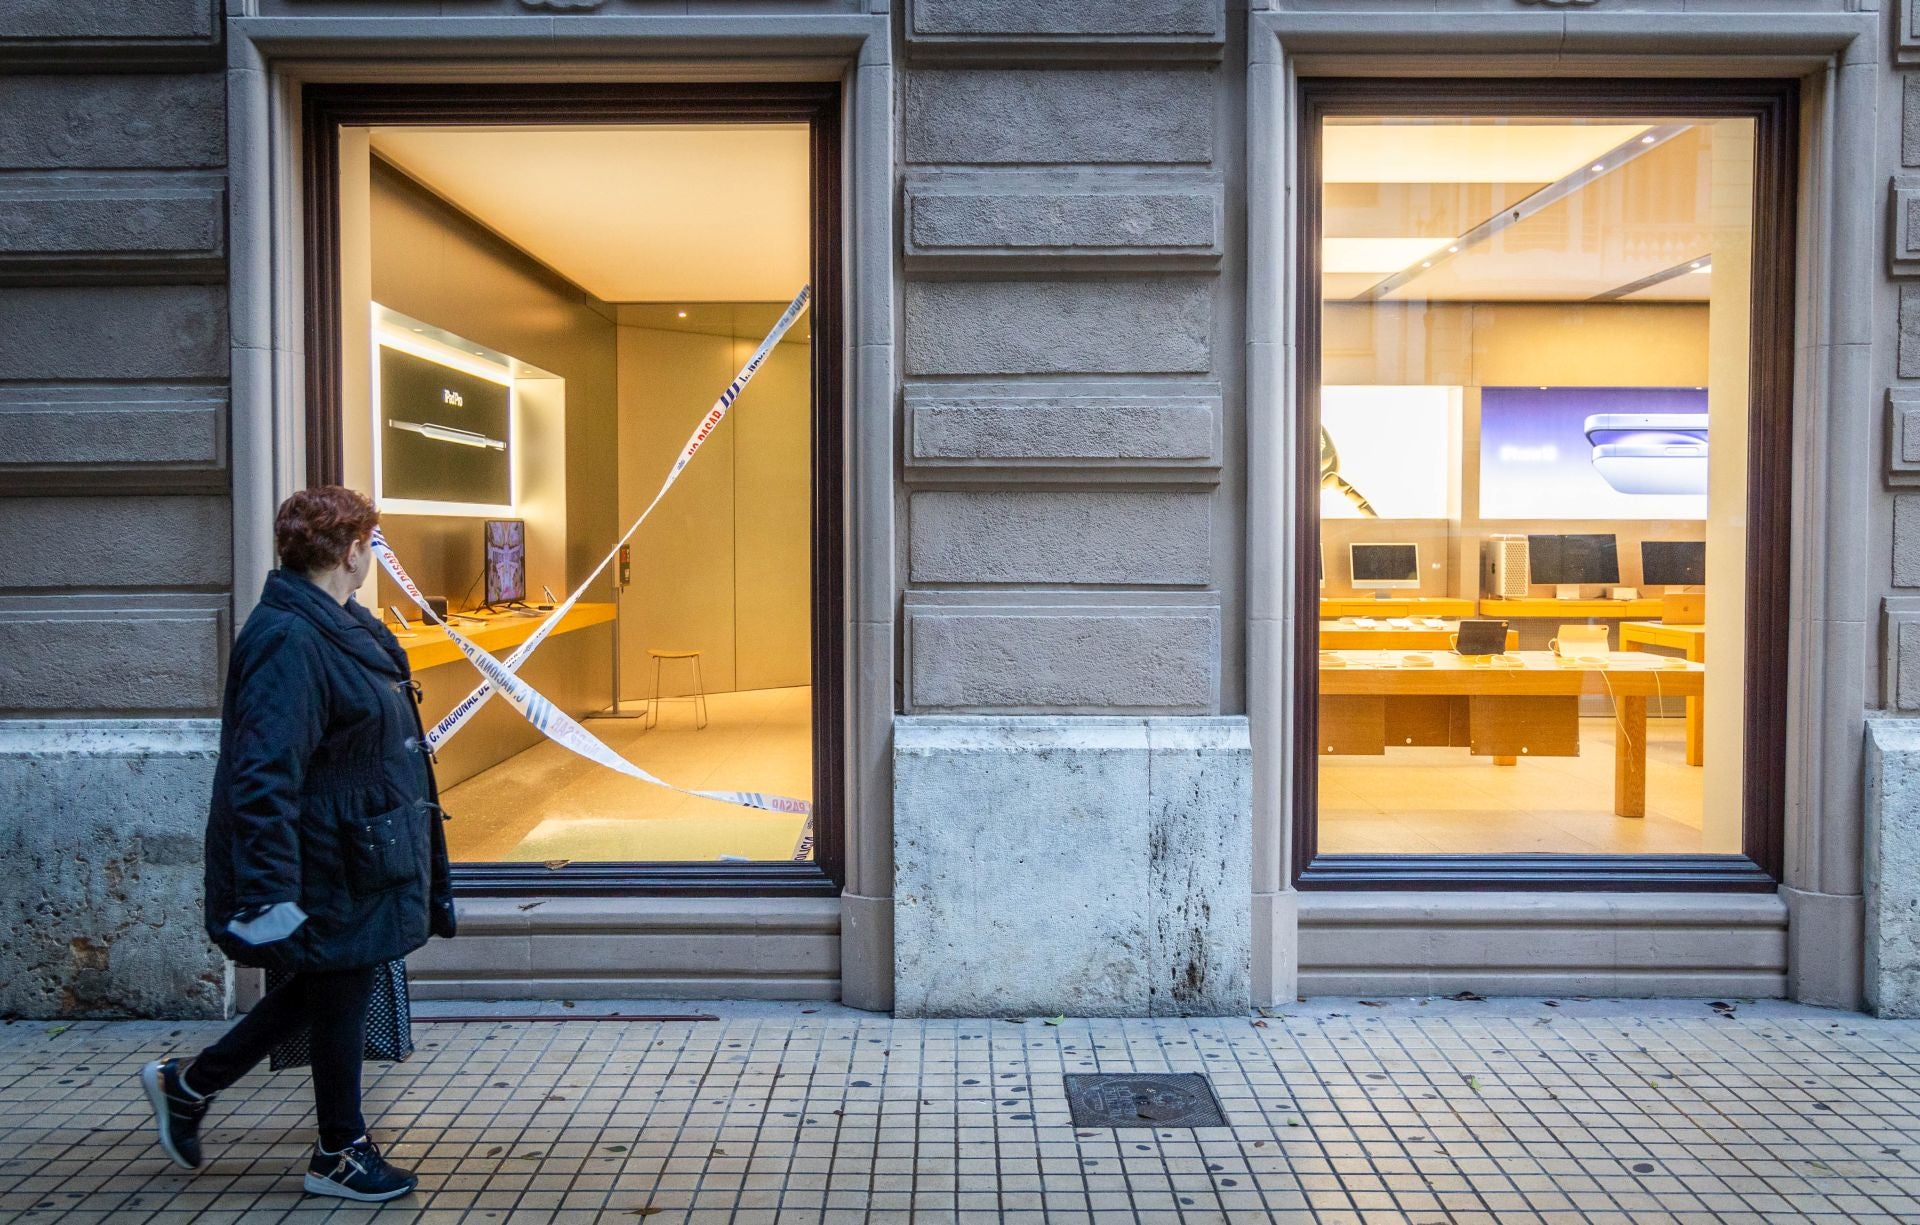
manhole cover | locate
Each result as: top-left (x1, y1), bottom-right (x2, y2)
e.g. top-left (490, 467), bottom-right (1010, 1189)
top-left (1063, 1073), bottom-right (1227, 1128)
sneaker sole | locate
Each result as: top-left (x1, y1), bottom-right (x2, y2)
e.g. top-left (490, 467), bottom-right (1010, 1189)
top-left (302, 1172), bottom-right (417, 1202)
top-left (139, 1062), bottom-right (198, 1172)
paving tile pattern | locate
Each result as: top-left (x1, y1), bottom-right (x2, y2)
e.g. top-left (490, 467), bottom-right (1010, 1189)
top-left (1, 998), bottom-right (1917, 1223)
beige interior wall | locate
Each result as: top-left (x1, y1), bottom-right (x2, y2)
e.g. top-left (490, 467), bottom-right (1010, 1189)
top-left (1321, 301), bottom-right (1710, 601)
top-left (357, 157), bottom-right (616, 614)
top-left (618, 325), bottom-right (739, 696)
top-left (339, 129), bottom-right (378, 606)
top-left (615, 320), bottom-right (812, 699)
top-left (1702, 119), bottom-right (1754, 854)
top-left (731, 334), bottom-right (813, 691)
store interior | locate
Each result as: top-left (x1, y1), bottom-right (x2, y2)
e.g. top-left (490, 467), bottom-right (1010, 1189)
top-left (333, 123), bottom-right (817, 865)
top-left (1315, 115), bottom-right (1752, 857)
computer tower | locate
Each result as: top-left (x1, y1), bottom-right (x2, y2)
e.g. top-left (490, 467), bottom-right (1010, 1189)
top-left (1482, 535), bottom-right (1531, 598)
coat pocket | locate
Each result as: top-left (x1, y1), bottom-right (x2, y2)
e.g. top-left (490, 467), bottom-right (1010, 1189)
top-left (342, 805), bottom-right (420, 895)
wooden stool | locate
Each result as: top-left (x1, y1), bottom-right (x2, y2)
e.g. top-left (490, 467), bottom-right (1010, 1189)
top-left (645, 649), bottom-right (708, 730)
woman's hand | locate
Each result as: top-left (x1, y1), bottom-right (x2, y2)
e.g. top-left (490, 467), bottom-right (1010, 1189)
top-left (431, 897), bottom-right (458, 940)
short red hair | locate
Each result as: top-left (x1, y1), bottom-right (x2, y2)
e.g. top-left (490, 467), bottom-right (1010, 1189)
top-left (275, 486), bottom-right (378, 574)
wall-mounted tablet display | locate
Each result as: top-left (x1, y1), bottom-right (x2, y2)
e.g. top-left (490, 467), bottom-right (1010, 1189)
top-left (1641, 539), bottom-right (1706, 586)
top-left (1481, 386), bottom-right (1709, 520)
top-left (1527, 533), bottom-right (1621, 585)
top-left (1351, 542), bottom-right (1420, 589)
top-left (484, 518), bottom-right (526, 606)
top-left (376, 337), bottom-right (513, 513)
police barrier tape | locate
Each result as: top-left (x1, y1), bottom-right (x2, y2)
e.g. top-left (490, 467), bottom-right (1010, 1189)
top-left (372, 531), bottom-right (816, 833)
top-left (428, 284), bottom-right (812, 752)
top-left (366, 283), bottom-right (816, 856)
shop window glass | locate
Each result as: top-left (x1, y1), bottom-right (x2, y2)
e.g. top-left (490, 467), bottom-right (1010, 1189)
top-left (331, 121), bottom-right (822, 869)
top-left (1310, 109), bottom-right (1759, 859)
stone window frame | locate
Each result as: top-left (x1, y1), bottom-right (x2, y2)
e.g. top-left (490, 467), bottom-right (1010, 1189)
top-left (1247, 10), bottom-right (1876, 1004)
top-left (223, 14), bottom-right (899, 1010)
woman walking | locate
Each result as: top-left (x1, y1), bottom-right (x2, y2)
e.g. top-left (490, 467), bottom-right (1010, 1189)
top-left (141, 486), bottom-right (456, 1202)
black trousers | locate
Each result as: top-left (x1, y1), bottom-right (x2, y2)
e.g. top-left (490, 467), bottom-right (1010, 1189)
top-left (188, 965), bottom-right (376, 1151)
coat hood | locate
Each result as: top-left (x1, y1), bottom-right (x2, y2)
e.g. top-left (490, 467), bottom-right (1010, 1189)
top-left (258, 568), bottom-right (409, 679)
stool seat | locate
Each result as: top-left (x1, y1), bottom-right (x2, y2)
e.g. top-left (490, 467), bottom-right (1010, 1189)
top-left (644, 647), bottom-right (708, 730)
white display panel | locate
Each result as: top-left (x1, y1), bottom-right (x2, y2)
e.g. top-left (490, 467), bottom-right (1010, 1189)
top-left (1320, 385), bottom-right (1461, 520)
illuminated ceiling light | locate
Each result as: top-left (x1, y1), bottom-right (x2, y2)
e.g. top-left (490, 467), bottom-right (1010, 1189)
top-left (1447, 245), bottom-right (1460, 253)
top-left (1420, 261), bottom-right (1433, 268)
top-left (1641, 134), bottom-right (1656, 144)
top-left (1689, 260), bottom-right (1711, 273)
top-left (677, 310), bottom-right (688, 318)
top-left (1591, 163), bottom-right (1606, 172)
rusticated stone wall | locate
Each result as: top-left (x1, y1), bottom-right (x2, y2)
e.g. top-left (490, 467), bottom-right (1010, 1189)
top-left (898, 3), bottom-right (1237, 715)
top-left (0, 1), bottom-right (232, 1018)
top-left (890, 0), bottom-right (1253, 1016)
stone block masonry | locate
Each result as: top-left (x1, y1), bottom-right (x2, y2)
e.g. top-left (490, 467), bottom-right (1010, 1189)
top-left (0, 721), bottom-right (226, 1018)
top-left (893, 717), bottom-right (1250, 1018)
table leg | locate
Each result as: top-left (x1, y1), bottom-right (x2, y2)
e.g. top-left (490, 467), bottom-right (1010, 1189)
top-left (1615, 694), bottom-right (1647, 818)
top-left (1685, 639), bottom-right (1705, 767)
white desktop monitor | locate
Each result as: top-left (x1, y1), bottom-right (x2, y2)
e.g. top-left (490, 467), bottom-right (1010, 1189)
top-left (1350, 542), bottom-right (1420, 590)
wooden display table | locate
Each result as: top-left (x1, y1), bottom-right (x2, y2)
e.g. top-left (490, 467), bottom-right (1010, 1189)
top-left (1318, 621), bottom-right (1519, 652)
top-left (396, 603), bottom-right (616, 672)
top-left (1317, 649), bottom-right (1704, 818)
top-left (1619, 620), bottom-right (1707, 766)
top-left (1478, 597), bottom-right (1667, 620)
top-left (1320, 597), bottom-right (1476, 619)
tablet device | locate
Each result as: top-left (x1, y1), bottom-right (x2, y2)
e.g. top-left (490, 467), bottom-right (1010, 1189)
top-left (1453, 618), bottom-right (1509, 656)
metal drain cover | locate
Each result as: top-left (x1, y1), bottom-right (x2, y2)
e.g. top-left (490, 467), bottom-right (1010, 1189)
top-left (1064, 1073), bottom-right (1227, 1128)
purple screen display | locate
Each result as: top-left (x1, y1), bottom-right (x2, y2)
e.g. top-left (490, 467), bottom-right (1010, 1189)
top-left (1478, 386), bottom-right (1710, 521)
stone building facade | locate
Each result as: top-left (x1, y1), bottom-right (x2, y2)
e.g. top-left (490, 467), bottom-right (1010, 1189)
top-left (0, 0), bottom-right (1916, 1018)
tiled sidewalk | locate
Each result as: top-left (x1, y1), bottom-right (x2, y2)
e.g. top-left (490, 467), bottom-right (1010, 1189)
top-left (1, 997), bottom-right (1917, 1223)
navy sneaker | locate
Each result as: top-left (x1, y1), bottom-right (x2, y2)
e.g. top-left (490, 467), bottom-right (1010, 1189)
top-left (304, 1137), bottom-right (418, 1202)
top-left (139, 1058), bottom-right (210, 1171)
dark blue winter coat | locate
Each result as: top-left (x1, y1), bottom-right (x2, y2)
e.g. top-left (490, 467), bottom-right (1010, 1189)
top-left (203, 568), bottom-right (454, 972)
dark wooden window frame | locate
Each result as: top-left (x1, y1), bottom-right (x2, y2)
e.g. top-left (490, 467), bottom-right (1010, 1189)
top-left (1293, 78), bottom-right (1797, 892)
top-left (302, 83), bottom-right (845, 898)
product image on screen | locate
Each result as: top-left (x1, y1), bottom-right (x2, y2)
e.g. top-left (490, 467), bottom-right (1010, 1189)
top-left (1641, 539), bottom-right (1706, 586)
top-left (1320, 386), bottom-right (1460, 519)
top-left (484, 519), bottom-right (526, 606)
top-left (1481, 387), bottom-right (1709, 519)
top-left (1350, 542), bottom-right (1420, 589)
top-left (1528, 533), bottom-right (1621, 586)
top-left (379, 342), bottom-right (511, 508)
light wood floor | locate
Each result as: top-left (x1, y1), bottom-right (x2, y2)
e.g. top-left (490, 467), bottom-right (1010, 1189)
top-left (1319, 715), bottom-right (1707, 854)
top-left (442, 686), bottom-right (814, 863)
top-left (445, 697), bottom-right (1698, 863)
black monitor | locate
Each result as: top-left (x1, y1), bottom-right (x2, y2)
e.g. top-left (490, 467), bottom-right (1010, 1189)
top-left (1641, 540), bottom-right (1705, 586)
top-left (1527, 533), bottom-right (1620, 586)
top-left (483, 518), bottom-right (526, 606)
top-left (1350, 542), bottom-right (1420, 590)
